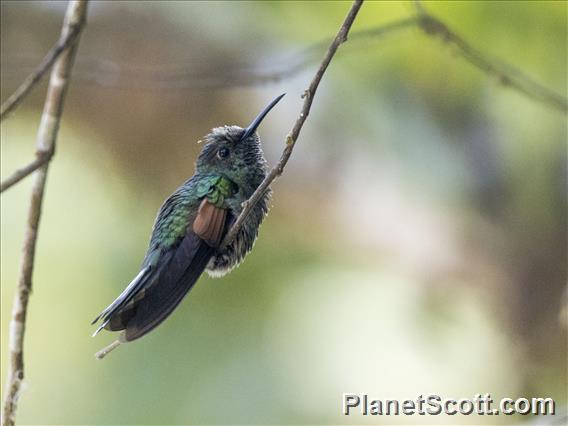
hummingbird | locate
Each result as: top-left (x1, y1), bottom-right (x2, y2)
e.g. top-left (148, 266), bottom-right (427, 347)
top-left (92, 94), bottom-right (285, 358)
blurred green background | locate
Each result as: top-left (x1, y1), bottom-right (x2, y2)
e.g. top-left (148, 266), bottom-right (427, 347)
top-left (1, 1), bottom-right (566, 424)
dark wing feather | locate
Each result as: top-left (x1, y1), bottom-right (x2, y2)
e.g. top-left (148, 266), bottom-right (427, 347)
top-left (91, 265), bottom-right (154, 335)
top-left (101, 200), bottom-right (231, 342)
top-left (102, 251), bottom-right (174, 332)
top-left (121, 231), bottom-right (215, 341)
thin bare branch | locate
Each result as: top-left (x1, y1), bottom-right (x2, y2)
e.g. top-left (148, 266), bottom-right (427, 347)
top-left (3, 5), bottom-right (564, 112)
top-left (0, 21), bottom-right (83, 121)
top-left (2, 17), bottom-right (415, 91)
top-left (415, 3), bottom-right (567, 112)
top-left (94, 339), bottom-right (122, 360)
top-left (220, 0), bottom-right (364, 249)
top-left (1, 2), bottom-right (88, 426)
top-left (0, 153), bottom-right (53, 193)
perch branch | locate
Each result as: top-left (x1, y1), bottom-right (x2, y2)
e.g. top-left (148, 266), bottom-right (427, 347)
top-left (0, 20), bottom-right (83, 121)
top-left (220, 0), bottom-right (364, 249)
top-left (1, 2), bottom-right (88, 426)
top-left (94, 339), bottom-right (122, 360)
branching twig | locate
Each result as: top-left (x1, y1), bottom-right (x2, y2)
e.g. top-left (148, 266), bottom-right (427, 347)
top-left (414, 2), bottom-right (567, 112)
top-left (3, 5), bottom-right (564, 112)
top-left (1, 17), bottom-right (415, 92)
top-left (3, 3), bottom-right (562, 196)
top-left (0, 153), bottom-right (53, 193)
top-left (1, 2), bottom-right (88, 426)
top-left (0, 20), bottom-right (83, 121)
top-left (220, 0), bottom-right (364, 249)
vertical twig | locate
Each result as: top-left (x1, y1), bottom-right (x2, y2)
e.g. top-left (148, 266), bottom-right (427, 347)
top-left (1, 2), bottom-right (88, 426)
top-left (221, 0), bottom-right (364, 248)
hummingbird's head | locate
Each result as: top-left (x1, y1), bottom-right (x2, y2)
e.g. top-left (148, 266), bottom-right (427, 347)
top-left (195, 94), bottom-right (285, 192)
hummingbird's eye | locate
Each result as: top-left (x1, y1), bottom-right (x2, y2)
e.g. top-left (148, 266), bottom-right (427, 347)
top-left (217, 147), bottom-right (230, 160)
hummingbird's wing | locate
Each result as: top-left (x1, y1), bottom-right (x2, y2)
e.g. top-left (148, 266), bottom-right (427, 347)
top-left (115, 229), bottom-right (216, 341)
top-left (92, 193), bottom-right (232, 342)
top-left (193, 197), bottom-right (228, 247)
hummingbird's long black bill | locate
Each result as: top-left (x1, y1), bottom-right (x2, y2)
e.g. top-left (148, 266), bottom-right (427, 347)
top-left (240, 93), bottom-right (286, 141)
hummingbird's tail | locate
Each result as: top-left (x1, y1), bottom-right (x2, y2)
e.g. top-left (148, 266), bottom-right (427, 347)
top-left (91, 265), bottom-right (152, 336)
top-left (91, 231), bottom-right (214, 344)
top-left (118, 235), bottom-right (214, 341)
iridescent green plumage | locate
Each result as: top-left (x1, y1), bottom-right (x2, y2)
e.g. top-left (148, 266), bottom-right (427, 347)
top-left (152, 175), bottom-right (235, 248)
top-left (199, 175), bottom-right (237, 207)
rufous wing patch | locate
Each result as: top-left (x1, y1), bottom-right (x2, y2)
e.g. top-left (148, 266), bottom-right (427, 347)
top-left (192, 198), bottom-right (227, 248)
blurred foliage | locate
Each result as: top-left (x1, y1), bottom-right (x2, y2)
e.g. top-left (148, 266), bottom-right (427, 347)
top-left (1, 1), bottom-right (566, 425)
